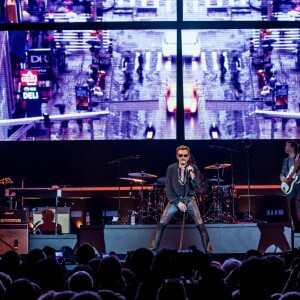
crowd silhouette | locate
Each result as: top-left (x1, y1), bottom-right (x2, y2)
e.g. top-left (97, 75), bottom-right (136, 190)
top-left (1, 243), bottom-right (300, 299)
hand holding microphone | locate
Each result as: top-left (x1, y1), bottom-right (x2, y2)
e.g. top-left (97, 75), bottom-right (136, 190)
top-left (186, 165), bottom-right (195, 179)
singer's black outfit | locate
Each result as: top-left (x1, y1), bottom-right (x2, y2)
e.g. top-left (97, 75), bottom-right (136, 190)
top-left (149, 162), bottom-right (212, 252)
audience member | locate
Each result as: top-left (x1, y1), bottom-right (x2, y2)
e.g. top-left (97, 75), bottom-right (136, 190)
top-left (0, 280), bottom-right (6, 299)
top-left (4, 278), bottom-right (42, 300)
top-left (121, 248), bottom-right (154, 300)
top-left (76, 244), bottom-right (96, 265)
top-left (0, 250), bottom-right (21, 280)
top-left (98, 290), bottom-right (126, 300)
top-left (68, 271), bottom-right (94, 292)
top-left (266, 255), bottom-right (287, 295)
top-left (0, 272), bottom-right (12, 290)
top-left (70, 290), bottom-right (102, 300)
top-left (97, 256), bottom-right (126, 292)
top-left (2, 244), bottom-right (300, 300)
top-left (34, 257), bottom-right (67, 292)
top-left (221, 258), bottom-right (241, 275)
top-left (53, 290), bottom-right (76, 300)
top-left (156, 278), bottom-right (188, 300)
top-left (232, 256), bottom-right (274, 300)
top-left (279, 292), bottom-right (300, 299)
top-left (37, 290), bottom-right (56, 300)
top-left (22, 249), bottom-right (47, 281)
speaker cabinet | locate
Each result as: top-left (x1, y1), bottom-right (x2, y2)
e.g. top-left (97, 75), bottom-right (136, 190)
top-left (0, 224), bottom-right (28, 255)
top-left (79, 225), bottom-right (106, 254)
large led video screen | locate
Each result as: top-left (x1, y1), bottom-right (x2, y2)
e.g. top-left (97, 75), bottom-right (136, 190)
top-left (0, 29), bottom-right (177, 140)
top-left (183, 0), bottom-right (300, 21)
top-left (6, 0), bottom-right (176, 23)
top-left (183, 28), bottom-right (300, 139)
top-left (5, 0), bottom-right (300, 23)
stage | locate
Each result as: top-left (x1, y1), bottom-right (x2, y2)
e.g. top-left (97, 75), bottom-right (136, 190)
top-left (27, 222), bottom-right (294, 255)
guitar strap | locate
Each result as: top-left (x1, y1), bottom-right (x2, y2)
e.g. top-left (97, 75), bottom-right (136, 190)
top-left (295, 155), bottom-right (300, 177)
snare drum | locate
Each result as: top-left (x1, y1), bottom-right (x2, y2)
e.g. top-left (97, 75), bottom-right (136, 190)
top-left (212, 185), bottom-right (237, 199)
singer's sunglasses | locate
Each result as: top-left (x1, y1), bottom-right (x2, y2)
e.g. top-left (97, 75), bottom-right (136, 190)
top-left (178, 154), bottom-right (189, 157)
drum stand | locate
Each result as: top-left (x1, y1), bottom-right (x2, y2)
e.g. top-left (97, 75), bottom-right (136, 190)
top-left (203, 166), bottom-right (236, 223)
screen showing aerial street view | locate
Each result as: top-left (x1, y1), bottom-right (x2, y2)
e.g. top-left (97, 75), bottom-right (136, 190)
top-left (0, 29), bottom-right (177, 140)
top-left (7, 0), bottom-right (300, 23)
top-left (7, 0), bottom-right (177, 23)
top-left (183, 28), bottom-right (300, 140)
top-left (183, 0), bottom-right (300, 21)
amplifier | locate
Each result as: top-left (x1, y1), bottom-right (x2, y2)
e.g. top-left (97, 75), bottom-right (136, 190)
top-left (0, 224), bottom-right (28, 254)
top-left (0, 209), bottom-right (29, 223)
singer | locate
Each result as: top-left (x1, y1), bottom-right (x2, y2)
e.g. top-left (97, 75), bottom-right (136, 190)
top-left (149, 145), bottom-right (212, 253)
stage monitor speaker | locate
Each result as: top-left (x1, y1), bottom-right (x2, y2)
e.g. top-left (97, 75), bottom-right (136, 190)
top-left (33, 207), bottom-right (71, 233)
top-left (0, 224), bottom-right (28, 255)
top-left (236, 195), bottom-right (288, 222)
top-left (79, 225), bottom-right (106, 254)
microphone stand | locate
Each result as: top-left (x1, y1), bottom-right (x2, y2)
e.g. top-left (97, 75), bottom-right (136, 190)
top-left (228, 150), bottom-right (236, 222)
top-left (244, 139), bottom-right (253, 222)
top-left (108, 154), bottom-right (141, 219)
top-left (209, 145), bottom-right (240, 222)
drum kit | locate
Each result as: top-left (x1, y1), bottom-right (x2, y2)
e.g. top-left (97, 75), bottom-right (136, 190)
top-left (202, 163), bottom-right (237, 223)
top-left (119, 162), bottom-right (238, 224)
top-left (120, 172), bottom-right (167, 225)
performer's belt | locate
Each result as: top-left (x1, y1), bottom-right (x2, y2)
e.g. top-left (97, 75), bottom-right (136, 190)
top-left (179, 194), bottom-right (195, 200)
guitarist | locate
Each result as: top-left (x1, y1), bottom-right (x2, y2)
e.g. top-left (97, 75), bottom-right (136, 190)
top-left (280, 140), bottom-right (300, 232)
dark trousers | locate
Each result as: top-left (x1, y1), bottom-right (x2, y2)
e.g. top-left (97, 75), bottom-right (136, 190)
top-left (287, 184), bottom-right (300, 229)
top-left (149, 198), bottom-right (212, 252)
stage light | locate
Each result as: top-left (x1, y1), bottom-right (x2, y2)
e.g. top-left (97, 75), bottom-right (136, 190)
top-left (144, 123), bottom-right (156, 139)
top-left (209, 122), bottom-right (221, 140)
top-left (43, 113), bottom-right (51, 128)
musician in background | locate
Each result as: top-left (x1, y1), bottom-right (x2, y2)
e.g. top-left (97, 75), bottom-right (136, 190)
top-left (37, 209), bottom-right (62, 234)
top-left (149, 145), bottom-right (212, 253)
top-left (280, 140), bottom-right (300, 232)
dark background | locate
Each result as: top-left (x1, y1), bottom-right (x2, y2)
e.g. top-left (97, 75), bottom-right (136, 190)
top-left (0, 139), bottom-right (290, 228)
top-left (0, 139), bottom-right (285, 187)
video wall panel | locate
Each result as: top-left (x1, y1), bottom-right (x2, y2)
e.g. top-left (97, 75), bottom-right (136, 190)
top-left (2, 0), bottom-right (300, 140)
top-left (183, 28), bottom-right (300, 140)
top-left (0, 29), bottom-right (177, 140)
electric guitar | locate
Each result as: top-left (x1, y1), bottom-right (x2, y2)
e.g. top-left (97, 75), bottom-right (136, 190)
top-left (281, 155), bottom-right (300, 194)
top-left (0, 177), bottom-right (13, 186)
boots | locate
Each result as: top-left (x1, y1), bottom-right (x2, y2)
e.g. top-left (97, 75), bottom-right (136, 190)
top-left (196, 223), bottom-right (213, 253)
top-left (149, 223), bottom-right (166, 252)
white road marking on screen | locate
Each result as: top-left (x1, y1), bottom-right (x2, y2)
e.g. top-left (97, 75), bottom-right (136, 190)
top-left (144, 52), bottom-right (151, 71)
top-left (212, 51), bottom-right (218, 71)
top-left (156, 52), bottom-right (162, 71)
top-left (201, 52), bottom-right (207, 71)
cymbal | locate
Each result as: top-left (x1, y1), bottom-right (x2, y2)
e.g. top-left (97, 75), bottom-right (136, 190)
top-left (204, 163), bottom-right (231, 170)
top-left (128, 172), bottom-right (157, 179)
top-left (207, 178), bottom-right (225, 182)
top-left (118, 177), bottom-right (146, 183)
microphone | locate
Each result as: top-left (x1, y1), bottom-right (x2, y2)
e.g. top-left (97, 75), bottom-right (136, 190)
top-left (14, 239), bottom-right (18, 252)
top-left (34, 220), bottom-right (41, 227)
top-left (32, 221), bottom-right (42, 235)
top-left (186, 165), bottom-right (194, 176)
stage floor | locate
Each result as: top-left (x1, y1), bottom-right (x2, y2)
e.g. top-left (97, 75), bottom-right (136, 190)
top-left (27, 222), bottom-right (295, 255)
top-left (104, 223), bottom-right (292, 254)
